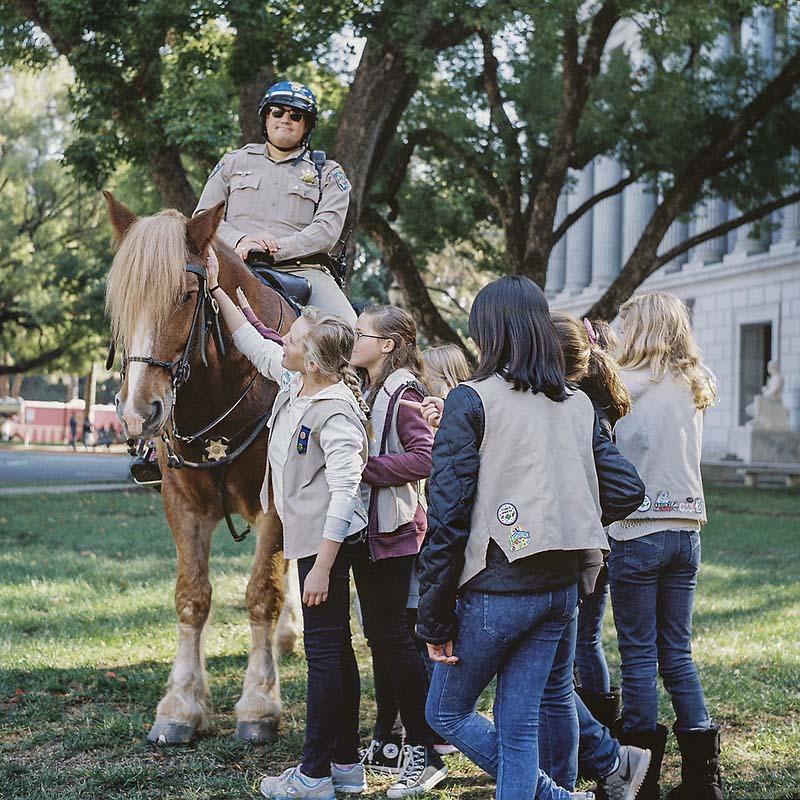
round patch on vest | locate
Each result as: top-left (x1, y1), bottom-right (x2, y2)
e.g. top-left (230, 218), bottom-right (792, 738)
top-left (497, 502), bottom-right (518, 526)
top-left (637, 495), bottom-right (651, 513)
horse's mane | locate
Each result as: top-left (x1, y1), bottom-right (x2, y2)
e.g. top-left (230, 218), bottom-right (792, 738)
top-left (106, 210), bottom-right (189, 350)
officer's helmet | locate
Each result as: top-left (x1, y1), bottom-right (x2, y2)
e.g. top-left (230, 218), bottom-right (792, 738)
top-left (258, 81), bottom-right (318, 130)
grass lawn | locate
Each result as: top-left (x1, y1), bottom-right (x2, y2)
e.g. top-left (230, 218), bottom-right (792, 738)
top-left (0, 486), bottom-right (798, 799)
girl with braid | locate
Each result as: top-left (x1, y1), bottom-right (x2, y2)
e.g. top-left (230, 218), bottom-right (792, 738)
top-left (206, 249), bottom-right (372, 800)
top-left (349, 306), bottom-right (448, 798)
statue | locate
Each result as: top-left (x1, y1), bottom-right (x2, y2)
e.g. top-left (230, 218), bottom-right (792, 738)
top-left (745, 360), bottom-right (791, 431)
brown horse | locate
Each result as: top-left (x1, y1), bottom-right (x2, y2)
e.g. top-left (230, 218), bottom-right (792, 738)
top-left (104, 192), bottom-right (300, 745)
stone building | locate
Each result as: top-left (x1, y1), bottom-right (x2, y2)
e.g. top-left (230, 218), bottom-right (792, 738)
top-left (548, 9), bottom-right (800, 460)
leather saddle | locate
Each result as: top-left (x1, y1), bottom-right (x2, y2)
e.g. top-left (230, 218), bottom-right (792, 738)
top-left (245, 252), bottom-right (312, 311)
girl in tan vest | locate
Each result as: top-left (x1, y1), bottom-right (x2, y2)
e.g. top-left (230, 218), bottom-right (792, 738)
top-left (610, 292), bottom-right (722, 800)
top-left (349, 306), bottom-right (448, 798)
top-left (417, 276), bottom-right (645, 800)
top-left (206, 250), bottom-right (371, 800)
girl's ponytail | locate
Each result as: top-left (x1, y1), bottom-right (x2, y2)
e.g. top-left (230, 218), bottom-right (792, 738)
top-left (340, 364), bottom-right (371, 421)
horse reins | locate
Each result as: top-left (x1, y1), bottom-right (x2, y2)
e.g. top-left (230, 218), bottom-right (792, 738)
top-left (113, 260), bottom-right (282, 542)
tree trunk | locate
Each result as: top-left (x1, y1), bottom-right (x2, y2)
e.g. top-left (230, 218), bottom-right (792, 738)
top-left (83, 362), bottom-right (98, 423)
top-left (361, 207), bottom-right (466, 348)
top-left (150, 143), bottom-right (198, 215)
top-left (238, 65), bottom-right (275, 147)
top-left (11, 373), bottom-right (23, 397)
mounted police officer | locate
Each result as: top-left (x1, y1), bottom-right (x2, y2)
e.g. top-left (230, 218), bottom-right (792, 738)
top-left (195, 81), bottom-right (356, 325)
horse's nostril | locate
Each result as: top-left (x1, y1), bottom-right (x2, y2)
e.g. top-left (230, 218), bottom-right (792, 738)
top-left (149, 399), bottom-right (163, 424)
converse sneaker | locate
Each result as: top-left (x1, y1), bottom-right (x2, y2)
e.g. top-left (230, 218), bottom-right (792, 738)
top-left (597, 745), bottom-right (652, 800)
top-left (386, 744), bottom-right (448, 798)
top-left (260, 765), bottom-right (335, 800)
top-left (359, 737), bottom-right (405, 775)
top-left (330, 761), bottom-right (367, 794)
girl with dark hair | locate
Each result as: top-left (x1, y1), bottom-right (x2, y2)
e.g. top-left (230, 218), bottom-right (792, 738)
top-left (417, 277), bottom-right (646, 800)
top-left (349, 306), bottom-right (447, 798)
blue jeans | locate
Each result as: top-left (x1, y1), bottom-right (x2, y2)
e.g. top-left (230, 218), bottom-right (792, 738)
top-left (608, 530), bottom-right (712, 733)
top-left (425, 586), bottom-right (577, 800)
top-left (540, 608), bottom-right (620, 789)
top-left (575, 563), bottom-right (611, 693)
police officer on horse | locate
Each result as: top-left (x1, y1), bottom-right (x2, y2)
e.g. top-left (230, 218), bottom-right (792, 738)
top-left (195, 81), bottom-right (356, 325)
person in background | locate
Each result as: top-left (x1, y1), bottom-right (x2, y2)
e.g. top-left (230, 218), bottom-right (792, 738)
top-left (610, 292), bottom-right (722, 800)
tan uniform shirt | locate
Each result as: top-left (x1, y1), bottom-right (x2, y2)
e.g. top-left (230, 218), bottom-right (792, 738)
top-left (194, 143), bottom-right (350, 261)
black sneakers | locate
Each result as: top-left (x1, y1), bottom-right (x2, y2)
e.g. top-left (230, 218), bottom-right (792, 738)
top-left (359, 737), bottom-right (405, 775)
top-left (386, 745), bottom-right (449, 798)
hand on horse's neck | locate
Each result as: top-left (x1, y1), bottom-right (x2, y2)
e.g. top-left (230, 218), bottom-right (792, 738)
top-left (298, 372), bottom-right (337, 398)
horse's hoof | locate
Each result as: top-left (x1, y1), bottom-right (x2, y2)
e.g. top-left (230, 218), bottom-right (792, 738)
top-left (147, 721), bottom-right (197, 745)
top-left (235, 719), bottom-right (278, 744)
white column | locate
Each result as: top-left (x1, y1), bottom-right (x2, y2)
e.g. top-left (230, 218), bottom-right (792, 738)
top-left (659, 218), bottom-right (689, 274)
top-left (732, 8), bottom-right (774, 255)
top-left (562, 163), bottom-right (594, 295)
top-left (772, 202), bottom-right (800, 252)
top-left (622, 180), bottom-right (656, 264)
top-left (689, 197), bottom-right (727, 264)
top-left (590, 157), bottom-right (623, 289)
top-left (545, 193), bottom-right (568, 297)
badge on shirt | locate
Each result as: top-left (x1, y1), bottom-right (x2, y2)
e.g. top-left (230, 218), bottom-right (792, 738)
top-left (509, 526), bottom-right (531, 552)
top-left (332, 170), bottom-right (350, 192)
top-left (301, 169), bottom-right (316, 184)
top-left (297, 425), bottom-right (311, 454)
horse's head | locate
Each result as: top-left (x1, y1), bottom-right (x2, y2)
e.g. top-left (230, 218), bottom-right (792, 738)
top-left (104, 192), bottom-right (225, 439)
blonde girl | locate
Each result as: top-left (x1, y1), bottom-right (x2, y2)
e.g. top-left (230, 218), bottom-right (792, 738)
top-left (609, 292), bottom-right (721, 800)
top-left (421, 345), bottom-right (471, 398)
top-left (207, 249), bottom-right (370, 800)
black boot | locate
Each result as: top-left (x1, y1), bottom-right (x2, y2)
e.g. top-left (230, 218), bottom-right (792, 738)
top-left (578, 686), bottom-right (621, 730)
top-left (665, 726), bottom-right (723, 800)
top-left (617, 724), bottom-right (668, 800)
top-left (577, 687), bottom-right (621, 780)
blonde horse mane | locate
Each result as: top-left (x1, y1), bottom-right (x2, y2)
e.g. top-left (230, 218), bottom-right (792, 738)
top-left (106, 210), bottom-right (189, 350)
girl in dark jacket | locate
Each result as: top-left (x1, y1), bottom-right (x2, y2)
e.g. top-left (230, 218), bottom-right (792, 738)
top-left (417, 277), bottom-right (645, 800)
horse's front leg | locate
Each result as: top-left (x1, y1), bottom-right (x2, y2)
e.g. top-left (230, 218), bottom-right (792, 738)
top-left (235, 502), bottom-right (285, 743)
top-left (148, 482), bottom-right (215, 745)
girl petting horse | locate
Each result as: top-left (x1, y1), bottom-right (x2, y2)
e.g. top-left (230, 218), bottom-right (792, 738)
top-left (105, 194), bottom-right (300, 745)
top-left (207, 251), bottom-right (371, 800)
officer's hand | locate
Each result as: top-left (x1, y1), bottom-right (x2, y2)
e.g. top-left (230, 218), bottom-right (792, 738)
top-left (254, 231), bottom-right (280, 255)
top-left (235, 235), bottom-right (270, 260)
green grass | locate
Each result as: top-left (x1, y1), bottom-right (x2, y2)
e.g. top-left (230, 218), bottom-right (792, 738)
top-left (0, 487), bottom-right (798, 798)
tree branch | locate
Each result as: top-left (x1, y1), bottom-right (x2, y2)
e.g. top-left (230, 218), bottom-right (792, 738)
top-left (552, 172), bottom-right (637, 244)
top-left (360, 206), bottom-right (467, 349)
top-left (586, 189), bottom-right (800, 320)
top-left (0, 344), bottom-right (75, 375)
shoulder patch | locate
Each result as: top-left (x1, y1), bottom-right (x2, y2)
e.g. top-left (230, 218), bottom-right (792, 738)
top-left (332, 169), bottom-right (350, 192)
top-left (209, 160), bottom-right (224, 179)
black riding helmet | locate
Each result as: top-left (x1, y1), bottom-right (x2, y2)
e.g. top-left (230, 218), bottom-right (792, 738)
top-left (258, 81), bottom-right (318, 150)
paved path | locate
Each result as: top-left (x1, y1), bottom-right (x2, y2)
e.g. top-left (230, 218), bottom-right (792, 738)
top-left (0, 449), bottom-right (133, 492)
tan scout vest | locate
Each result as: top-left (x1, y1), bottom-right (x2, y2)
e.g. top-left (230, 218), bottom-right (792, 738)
top-left (363, 369), bottom-right (427, 534)
top-left (268, 388), bottom-right (368, 560)
top-left (614, 367), bottom-right (707, 525)
top-left (459, 374), bottom-right (607, 588)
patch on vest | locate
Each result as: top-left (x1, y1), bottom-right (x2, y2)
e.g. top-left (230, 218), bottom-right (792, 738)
top-left (651, 491), bottom-right (704, 514)
top-left (332, 169), bottom-right (350, 191)
top-left (637, 495), bottom-right (652, 513)
top-left (497, 502), bottom-right (518, 526)
top-left (509, 526), bottom-right (531, 552)
top-left (297, 425), bottom-right (311, 454)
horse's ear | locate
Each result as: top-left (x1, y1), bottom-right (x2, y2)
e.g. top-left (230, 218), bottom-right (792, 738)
top-left (103, 191), bottom-right (138, 242)
top-left (186, 202), bottom-right (225, 256)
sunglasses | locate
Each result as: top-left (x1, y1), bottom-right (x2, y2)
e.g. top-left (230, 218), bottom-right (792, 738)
top-left (355, 331), bottom-right (392, 342)
top-left (269, 106), bottom-right (306, 122)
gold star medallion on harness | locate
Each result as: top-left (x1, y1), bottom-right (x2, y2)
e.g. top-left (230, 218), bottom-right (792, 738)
top-left (205, 439), bottom-right (229, 462)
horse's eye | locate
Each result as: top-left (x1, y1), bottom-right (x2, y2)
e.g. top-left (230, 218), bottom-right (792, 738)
top-left (180, 291), bottom-right (192, 305)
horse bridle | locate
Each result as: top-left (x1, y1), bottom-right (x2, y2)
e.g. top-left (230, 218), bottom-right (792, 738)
top-left (110, 259), bottom-right (286, 541)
